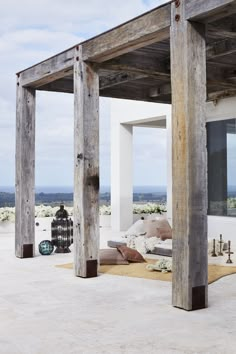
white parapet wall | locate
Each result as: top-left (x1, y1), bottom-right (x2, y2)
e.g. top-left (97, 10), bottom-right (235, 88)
top-left (208, 216), bottom-right (236, 241)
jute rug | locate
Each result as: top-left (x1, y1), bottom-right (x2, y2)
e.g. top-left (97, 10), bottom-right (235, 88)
top-left (56, 259), bottom-right (236, 284)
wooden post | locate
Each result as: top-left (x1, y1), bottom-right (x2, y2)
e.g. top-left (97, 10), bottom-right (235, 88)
top-left (73, 46), bottom-right (100, 278)
top-left (15, 76), bottom-right (36, 258)
top-left (170, 1), bottom-right (208, 310)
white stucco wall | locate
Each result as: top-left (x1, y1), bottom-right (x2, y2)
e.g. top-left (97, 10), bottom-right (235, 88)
top-left (110, 99), bottom-right (171, 231)
top-left (110, 96), bottom-right (236, 236)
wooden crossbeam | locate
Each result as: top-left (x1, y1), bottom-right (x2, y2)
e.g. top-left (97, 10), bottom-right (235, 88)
top-left (100, 86), bottom-right (171, 103)
top-left (149, 84), bottom-right (171, 97)
top-left (98, 52), bottom-right (170, 78)
top-left (100, 72), bottom-right (147, 89)
top-left (82, 4), bottom-right (171, 62)
top-left (185, 0), bottom-right (236, 22)
top-left (207, 15), bottom-right (236, 38)
top-left (208, 88), bottom-right (236, 101)
top-left (208, 25), bottom-right (236, 39)
top-left (37, 72), bottom-right (148, 93)
top-left (37, 78), bottom-right (73, 94)
top-left (149, 82), bottom-right (236, 100)
top-left (207, 38), bottom-right (236, 58)
top-left (18, 48), bottom-right (74, 87)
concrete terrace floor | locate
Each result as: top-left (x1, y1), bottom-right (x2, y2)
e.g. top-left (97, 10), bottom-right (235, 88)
top-left (0, 219), bottom-right (236, 354)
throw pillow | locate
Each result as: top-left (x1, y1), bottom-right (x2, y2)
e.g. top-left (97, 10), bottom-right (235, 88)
top-left (116, 245), bottom-right (146, 263)
top-left (123, 219), bottom-right (146, 238)
top-left (157, 227), bottom-right (172, 241)
top-left (144, 218), bottom-right (172, 238)
top-left (99, 249), bottom-right (129, 265)
top-left (143, 220), bottom-right (160, 238)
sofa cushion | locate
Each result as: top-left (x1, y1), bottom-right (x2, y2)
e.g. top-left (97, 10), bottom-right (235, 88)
top-left (124, 219), bottom-right (146, 237)
top-left (143, 220), bottom-right (160, 238)
top-left (144, 217), bottom-right (172, 239)
top-left (157, 227), bottom-right (172, 241)
top-left (99, 249), bottom-right (129, 265)
top-left (116, 245), bottom-right (146, 263)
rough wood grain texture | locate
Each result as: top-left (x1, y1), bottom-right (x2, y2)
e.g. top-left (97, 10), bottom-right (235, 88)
top-left (73, 46), bottom-right (99, 278)
top-left (82, 5), bottom-right (171, 62)
top-left (207, 14), bottom-right (236, 39)
top-left (37, 78), bottom-right (74, 94)
top-left (185, 0), bottom-right (236, 22)
top-left (208, 25), bottom-right (236, 39)
top-left (100, 72), bottom-right (148, 89)
top-left (100, 85), bottom-right (171, 104)
top-left (171, 1), bottom-right (208, 310)
top-left (19, 48), bottom-right (74, 87)
top-left (35, 33), bottom-right (236, 102)
top-left (98, 52), bottom-right (170, 78)
top-left (15, 78), bottom-right (35, 258)
top-left (207, 38), bottom-right (236, 59)
top-left (208, 88), bottom-right (236, 101)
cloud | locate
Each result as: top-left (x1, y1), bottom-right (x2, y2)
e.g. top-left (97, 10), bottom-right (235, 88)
top-left (0, 0), bottom-right (169, 35)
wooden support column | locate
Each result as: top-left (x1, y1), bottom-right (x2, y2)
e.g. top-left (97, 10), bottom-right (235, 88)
top-left (73, 46), bottom-right (99, 278)
top-left (170, 1), bottom-right (208, 310)
top-left (15, 76), bottom-right (36, 258)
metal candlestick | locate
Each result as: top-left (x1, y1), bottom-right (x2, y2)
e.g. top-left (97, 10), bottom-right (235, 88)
top-left (226, 240), bottom-right (234, 264)
top-left (218, 234), bottom-right (224, 256)
top-left (211, 239), bottom-right (217, 257)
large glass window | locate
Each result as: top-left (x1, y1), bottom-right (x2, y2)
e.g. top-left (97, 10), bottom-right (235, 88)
top-left (207, 119), bottom-right (236, 217)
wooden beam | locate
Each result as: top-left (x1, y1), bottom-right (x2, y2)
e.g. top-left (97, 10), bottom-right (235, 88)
top-left (207, 15), bottom-right (236, 38)
top-left (98, 53), bottom-right (170, 78)
top-left (208, 88), bottom-right (236, 101)
top-left (74, 46), bottom-right (99, 278)
top-left (100, 85), bottom-right (171, 103)
top-left (18, 48), bottom-right (74, 87)
top-left (171, 2), bottom-right (208, 311)
top-left (207, 38), bottom-right (236, 59)
top-left (208, 79), bottom-right (236, 89)
top-left (37, 78), bottom-right (74, 94)
top-left (15, 77), bottom-right (35, 258)
top-left (82, 4), bottom-right (171, 62)
top-left (37, 72), bottom-right (147, 93)
top-left (185, 0), bottom-right (236, 22)
top-left (208, 25), bottom-right (236, 39)
top-left (100, 72), bottom-right (147, 89)
top-left (149, 84), bottom-right (171, 97)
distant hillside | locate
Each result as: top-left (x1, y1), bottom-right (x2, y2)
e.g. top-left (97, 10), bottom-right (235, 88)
top-left (0, 192), bottom-right (15, 207)
top-left (0, 192), bottom-right (74, 208)
top-left (0, 191), bottom-right (166, 207)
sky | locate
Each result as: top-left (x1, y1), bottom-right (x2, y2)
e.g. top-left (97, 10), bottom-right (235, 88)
top-left (0, 0), bottom-right (169, 189)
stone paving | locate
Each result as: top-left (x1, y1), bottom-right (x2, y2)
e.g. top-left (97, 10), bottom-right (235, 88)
top-left (0, 219), bottom-right (236, 354)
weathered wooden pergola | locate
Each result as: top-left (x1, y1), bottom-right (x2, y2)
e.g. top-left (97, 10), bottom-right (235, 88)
top-left (16, 0), bottom-right (236, 311)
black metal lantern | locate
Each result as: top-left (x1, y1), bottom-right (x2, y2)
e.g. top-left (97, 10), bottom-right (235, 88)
top-left (51, 204), bottom-right (73, 253)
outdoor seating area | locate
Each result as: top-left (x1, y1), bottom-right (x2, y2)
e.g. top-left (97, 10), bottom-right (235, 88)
top-left (2, 0), bottom-right (236, 353)
top-left (1, 218), bottom-right (236, 353)
top-left (14, 0), bottom-right (236, 313)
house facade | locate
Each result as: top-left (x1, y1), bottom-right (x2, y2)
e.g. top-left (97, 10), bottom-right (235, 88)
top-left (110, 96), bottom-right (236, 241)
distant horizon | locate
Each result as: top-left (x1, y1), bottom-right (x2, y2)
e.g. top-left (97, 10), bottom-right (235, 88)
top-left (2, 184), bottom-right (236, 195)
top-left (0, 185), bottom-right (167, 193)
